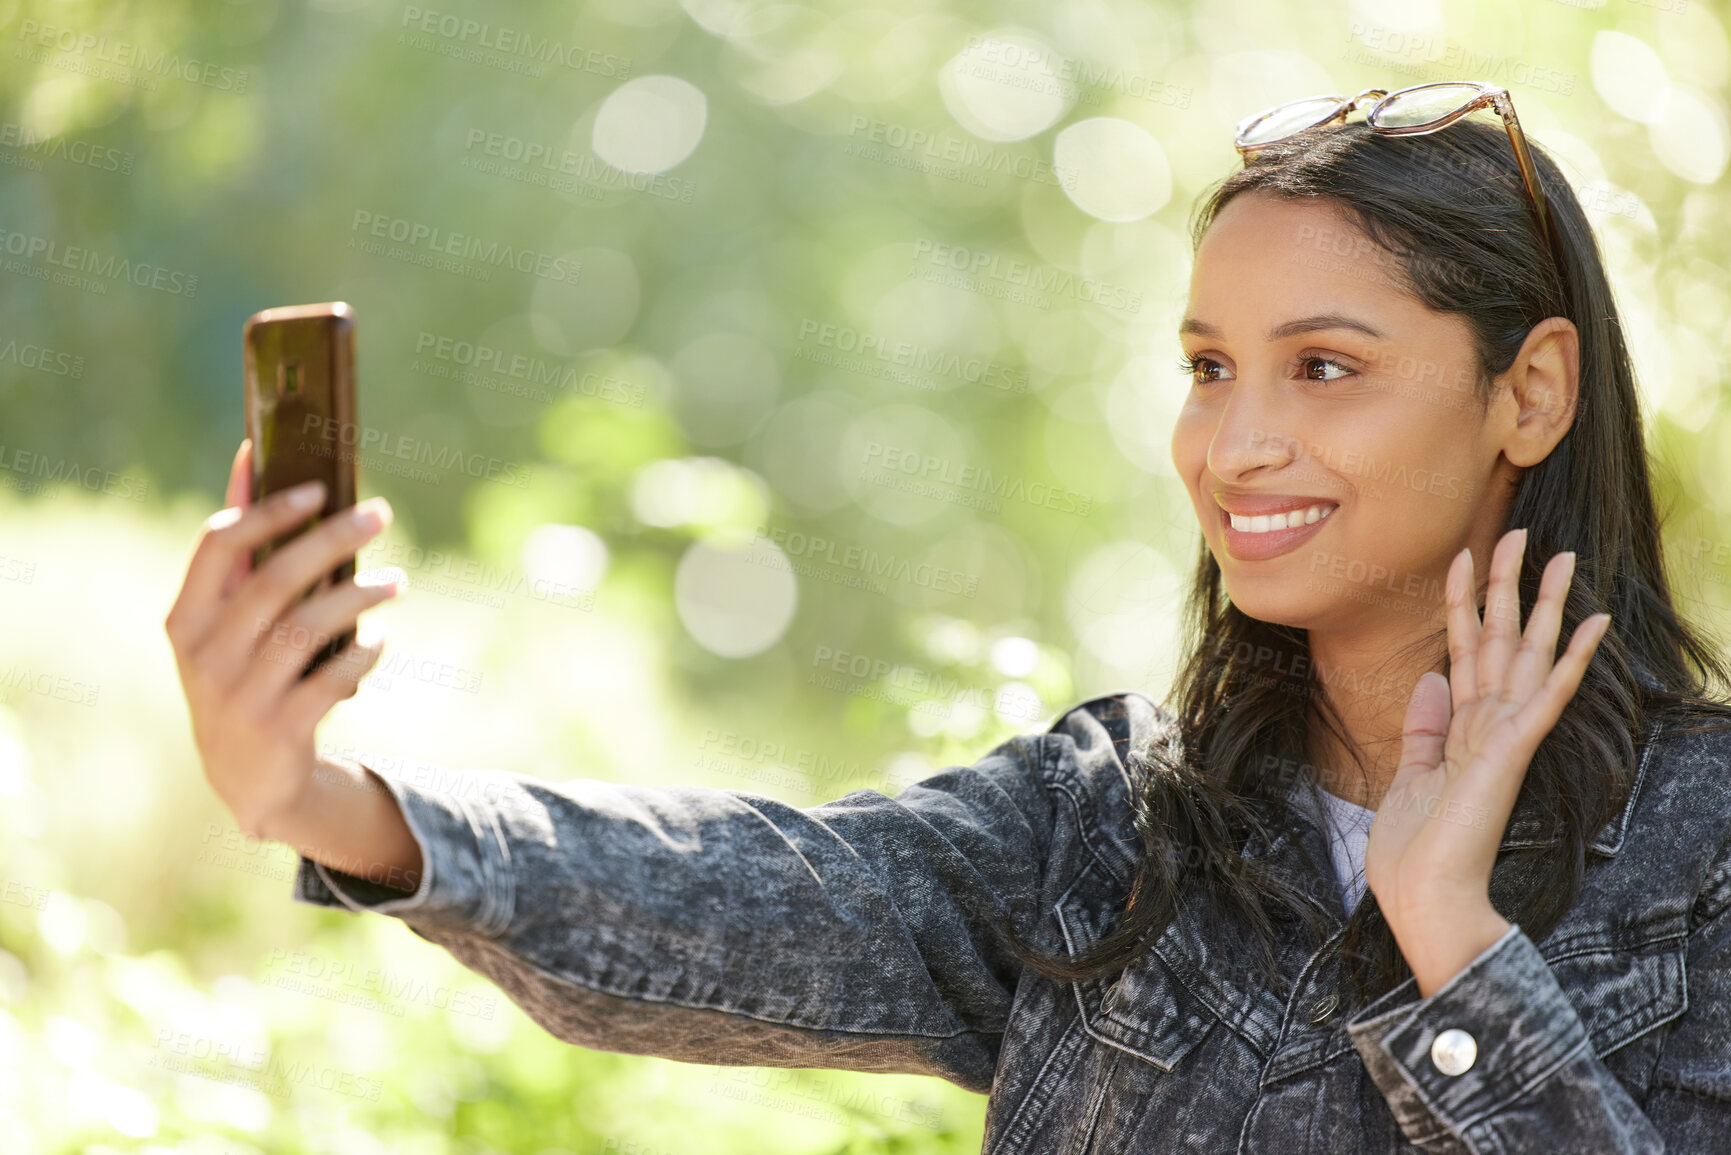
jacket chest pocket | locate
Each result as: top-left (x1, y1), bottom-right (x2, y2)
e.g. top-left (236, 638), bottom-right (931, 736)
top-left (1054, 868), bottom-right (1220, 1072)
top-left (1545, 932), bottom-right (1688, 1088)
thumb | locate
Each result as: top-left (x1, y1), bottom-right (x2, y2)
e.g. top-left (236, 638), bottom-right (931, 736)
top-left (1396, 671), bottom-right (1452, 779)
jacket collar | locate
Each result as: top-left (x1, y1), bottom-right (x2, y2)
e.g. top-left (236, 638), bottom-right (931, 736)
top-left (1502, 656), bottom-right (1664, 857)
top-left (1499, 712), bottom-right (1661, 858)
top-left (1276, 713), bottom-right (1661, 862)
top-left (1256, 710), bottom-right (1660, 928)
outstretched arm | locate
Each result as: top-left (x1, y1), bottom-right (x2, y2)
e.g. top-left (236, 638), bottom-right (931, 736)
top-left (287, 736), bottom-right (1062, 1095)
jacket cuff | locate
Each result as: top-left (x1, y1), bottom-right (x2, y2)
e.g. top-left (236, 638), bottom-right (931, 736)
top-left (1346, 923), bottom-right (1590, 1142)
top-left (289, 756), bottom-right (517, 937)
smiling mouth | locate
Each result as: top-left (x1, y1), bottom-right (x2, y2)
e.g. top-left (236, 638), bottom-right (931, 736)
top-left (1221, 502), bottom-right (1338, 534)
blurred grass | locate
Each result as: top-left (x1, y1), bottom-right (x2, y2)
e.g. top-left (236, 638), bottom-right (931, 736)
top-left (0, 484), bottom-right (993, 1152)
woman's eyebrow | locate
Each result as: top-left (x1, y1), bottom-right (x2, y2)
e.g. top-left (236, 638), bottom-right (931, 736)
top-left (1178, 313), bottom-right (1387, 342)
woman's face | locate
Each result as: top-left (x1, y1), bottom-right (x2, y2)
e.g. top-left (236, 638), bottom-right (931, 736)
top-left (1170, 190), bottom-right (1512, 634)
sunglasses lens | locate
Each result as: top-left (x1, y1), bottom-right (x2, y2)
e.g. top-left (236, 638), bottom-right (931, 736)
top-left (1369, 83), bottom-right (1485, 129)
top-left (1237, 97), bottom-right (1347, 147)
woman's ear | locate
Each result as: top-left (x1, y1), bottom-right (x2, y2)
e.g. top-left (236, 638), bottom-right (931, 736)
top-left (1499, 317), bottom-right (1581, 468)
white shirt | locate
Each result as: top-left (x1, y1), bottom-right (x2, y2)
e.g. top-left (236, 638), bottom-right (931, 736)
top-left (1308, 785), bottom-right (1377, 914)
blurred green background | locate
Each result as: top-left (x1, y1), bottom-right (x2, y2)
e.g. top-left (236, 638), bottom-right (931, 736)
top-left (1, 0), bottom-right (1727, 1150)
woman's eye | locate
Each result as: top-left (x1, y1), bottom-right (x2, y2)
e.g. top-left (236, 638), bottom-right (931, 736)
top-left (1301, 356), bottom-right (1353, 381)
top-left (1180, 355), bottom-right (1232, 385)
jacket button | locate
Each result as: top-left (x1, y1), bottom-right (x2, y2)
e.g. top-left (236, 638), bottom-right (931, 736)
top-left (1430, 1028), bottom-right (1477, 1076)
top-left (1307, 994), bottom-right (1339, 1024)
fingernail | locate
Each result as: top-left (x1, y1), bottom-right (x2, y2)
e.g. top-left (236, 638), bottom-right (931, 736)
top-left (356, 617), bottom-right (387, 649)
top-left (351, 498), bottom-right (390, 531)
top-left (288, 481), bottom-right (325, 509)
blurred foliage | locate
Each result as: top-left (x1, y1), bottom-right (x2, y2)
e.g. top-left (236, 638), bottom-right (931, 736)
top-left (1, 0), bottom-right (1728, 1149)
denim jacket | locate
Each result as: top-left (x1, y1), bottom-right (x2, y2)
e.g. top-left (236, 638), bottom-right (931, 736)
top-left (293, 690), bottom-right (1731, 1152)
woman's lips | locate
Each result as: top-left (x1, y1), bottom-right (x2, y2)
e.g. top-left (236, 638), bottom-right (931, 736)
top-left (1219, 502), bottom-right (1336, 561)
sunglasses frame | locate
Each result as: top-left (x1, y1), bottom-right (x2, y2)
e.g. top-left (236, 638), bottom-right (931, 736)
top-left (1233, 82), bottom-right (1568, 302)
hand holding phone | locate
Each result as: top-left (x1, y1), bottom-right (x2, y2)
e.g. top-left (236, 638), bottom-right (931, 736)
top-left (165, 439), bottom-right (401, 838)
top-left (163, 299), bottom-right (405, 839)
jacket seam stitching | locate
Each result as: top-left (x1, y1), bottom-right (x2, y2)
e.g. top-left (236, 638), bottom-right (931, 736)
top-left (1592, 717), bottom-right (1661, 856)
top-left (1045, 695), bottom-right (1164, 886)
top-left (993, 1012), bottom-right (1086, 1146)
top-left (1538, 929), bottom-right (1687, 961)
top-left (1040, 735), bottom-right (1134, 890)
top-left (495, 936), bottom-right (1009, 1039)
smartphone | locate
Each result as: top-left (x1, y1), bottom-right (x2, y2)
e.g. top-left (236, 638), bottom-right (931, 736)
top-left (242, 301), bottom-right (358, 679)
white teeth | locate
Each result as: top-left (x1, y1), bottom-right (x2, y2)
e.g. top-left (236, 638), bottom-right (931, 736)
top-left (1228, 504), bottom-right (1335, 533)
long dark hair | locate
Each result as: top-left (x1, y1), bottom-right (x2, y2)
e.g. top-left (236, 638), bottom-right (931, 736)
top-left (1002, 116), bottom-right (1731, 1013)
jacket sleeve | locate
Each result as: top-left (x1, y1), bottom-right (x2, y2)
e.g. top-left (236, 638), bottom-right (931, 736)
top-left (1345, 832), bottom-right (1731, 1153)
top-left (288, 735), bottom-right (1062, 1094)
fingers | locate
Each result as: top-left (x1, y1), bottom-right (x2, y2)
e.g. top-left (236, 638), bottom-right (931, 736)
top-left (1445, 545), bottom-right (1480, 715)
top-left (1397, 670), bottom-right (1451, 778)
top-left (282, 630), bottom-right (388, 735)
top-left (1504, 550), bottom-right (1577, 702)
top-left (234, 572), bottom-right (404, 705)
top-left (166, 476), bottom-right (327, 655)
top-left (218, 440), bottom-right (255, 600)
top-left (204, 497), bottom-right (391, 679)
top-left (1522, 612), bottom-right (1613, 734)
top-left (224, 438), bottom-right (252, 510)
top-left (1476, 528), bottom-right (1528, 702)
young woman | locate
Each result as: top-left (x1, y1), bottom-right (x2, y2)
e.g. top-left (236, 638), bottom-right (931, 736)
top-left (167, 83), bottom-right (1731, 1152)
